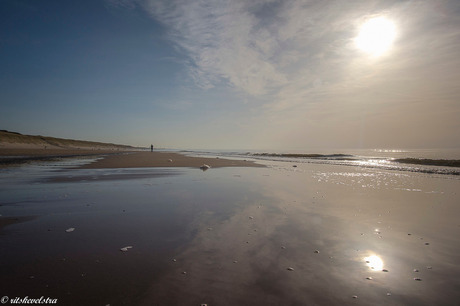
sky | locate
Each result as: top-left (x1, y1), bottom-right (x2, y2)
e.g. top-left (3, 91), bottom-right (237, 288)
top-left (1, 0), bottom-right (460, 150)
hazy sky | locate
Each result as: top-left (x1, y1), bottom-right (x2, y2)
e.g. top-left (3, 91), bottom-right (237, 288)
top-left (1, 0), bottom-right (460, 150)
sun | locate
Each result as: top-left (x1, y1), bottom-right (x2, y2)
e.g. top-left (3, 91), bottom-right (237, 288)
top-left (355, 16), bottom-right (396, 57)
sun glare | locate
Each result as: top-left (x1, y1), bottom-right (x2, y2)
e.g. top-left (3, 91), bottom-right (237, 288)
top-left (364, 255), bottom-right (384, 271)
top-left (355, 17), bottom-right (396, 57)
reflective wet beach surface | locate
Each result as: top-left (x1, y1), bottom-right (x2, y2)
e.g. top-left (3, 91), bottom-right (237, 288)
top-left (1, 159), bottom-right (459, 305)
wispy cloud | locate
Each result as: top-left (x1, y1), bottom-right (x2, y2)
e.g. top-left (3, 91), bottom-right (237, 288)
top-left (136, 0), bottom-right (396, 99)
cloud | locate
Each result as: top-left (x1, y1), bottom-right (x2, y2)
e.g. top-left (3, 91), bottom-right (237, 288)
top-left (138, 0), bottom-right (399, 99)
top-left (140, 0), bottom-right (288, 95)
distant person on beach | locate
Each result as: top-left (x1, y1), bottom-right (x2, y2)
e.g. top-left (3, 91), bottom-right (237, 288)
top-left (150, 144), bottom-right (153, 152)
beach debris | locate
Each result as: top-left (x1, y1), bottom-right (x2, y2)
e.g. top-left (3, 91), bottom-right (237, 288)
top-left (382, 269), bottom-right (389, 272)
top-left (168, 159), bottom-right (173, 162)
top-left (287, 267), bottom-right (294, 271)
top-left (120, 246), bottom-right (133, 252)
top-left (413, 269), bottom-right (419, 272)
top-left (314, 250), bottom-right (320, 254)
top-left (199, 164), bottom-right (211, 171)
top-left (249, 216), bottom-right (254, 220)
top-left (366, 277), bottom-right (373, 280)
top-left (414, 277), bottom-right (422, 281)
top-left (352, 295), bottom-right (358, 299)
top-left (65, 227), bottom-right (75, 233)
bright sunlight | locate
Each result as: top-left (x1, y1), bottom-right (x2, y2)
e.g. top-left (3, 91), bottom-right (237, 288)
top-left (355, 16), bottom-right (396, 57)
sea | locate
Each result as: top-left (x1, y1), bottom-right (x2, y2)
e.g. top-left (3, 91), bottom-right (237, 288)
top-left (181, 148), bottom-right (460, 176)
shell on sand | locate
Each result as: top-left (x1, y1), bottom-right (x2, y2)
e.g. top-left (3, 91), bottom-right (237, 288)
top-left (200, 164), bottom-right (211, 170)
top-left (65, 227), bottom-right (75, 233)
top-left (120, 246), bottom-right (133, 252)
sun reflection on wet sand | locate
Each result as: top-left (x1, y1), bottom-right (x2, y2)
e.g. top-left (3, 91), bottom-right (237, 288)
top-left (364, 255), bottom-right (384, 271)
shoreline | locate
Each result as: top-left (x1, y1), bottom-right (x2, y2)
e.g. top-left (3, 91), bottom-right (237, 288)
top-left (0, 149), bottom-right (264, 169)
top-left (0, 148), bottom-right (139, 168)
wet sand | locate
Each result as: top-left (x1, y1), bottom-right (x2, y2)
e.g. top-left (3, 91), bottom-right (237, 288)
top-left (0, 148), bottom-right (137, 168)
top-left (78, 151), bottom-right (264, 169)
top-left (0, 158), bottom-right (459, 305)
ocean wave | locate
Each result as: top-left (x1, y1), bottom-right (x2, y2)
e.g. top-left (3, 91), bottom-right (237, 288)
top-left (393, 158), bottom-right (460, 168)
top-left (247, 153), bottom-right (460, 176)
top-left (252, 153), bottom-right (355, 160)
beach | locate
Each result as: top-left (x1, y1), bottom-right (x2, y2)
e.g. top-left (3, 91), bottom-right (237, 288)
top-left (0, 151), bottom-right (459, 305)
top-left (78, 151), bottom-right (264, 169)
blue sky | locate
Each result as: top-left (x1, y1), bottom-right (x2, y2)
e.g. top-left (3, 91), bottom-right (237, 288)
top-left (1, 0), bottom-right (460, 150)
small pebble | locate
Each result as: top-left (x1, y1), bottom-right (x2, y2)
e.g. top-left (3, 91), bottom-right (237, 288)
top-left (65, 227), bottom-right (75, 233)
top-left (233, 260), bottom-right (238, 263)
top-left (172, 259), bottom-right (177, 262)
top-left (425, 242), bottom-right (430, 245)
top-left (386, 293), bottom-right (391, 296)
top-left (413, 269), bottom-right (419, 272)
top-left (352, 295), bottom-right (358, 299)
top-left (281, 246), bottom-right (286, 249)
top-left (249, 216), bottom-right (254, 219)
top-left (366, 277), bottom-right (373, 280)
top-left (314, 250), bottom-right (320, 254)
top-left (414, 277), bottom-right (422, 281)
top-left (182, 271), bottom-right (187, 275)
top-left (427, 266), bottom-right (432, 269)
top-left (382, 269), bottom-right (389, 272)
top-left (287, 267), bottom-right (294, 271)
top-left (120, 246), bottom-right (133, 252)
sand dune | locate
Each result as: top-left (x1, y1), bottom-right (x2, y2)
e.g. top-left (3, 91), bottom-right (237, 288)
top-left (0, 130), bottom-right (136, 152)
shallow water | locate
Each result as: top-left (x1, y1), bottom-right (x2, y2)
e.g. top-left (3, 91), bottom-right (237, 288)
top-left (189, 148), bottom-right (460, 176)
top-left (0, 159), bottom-right (459, 305)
